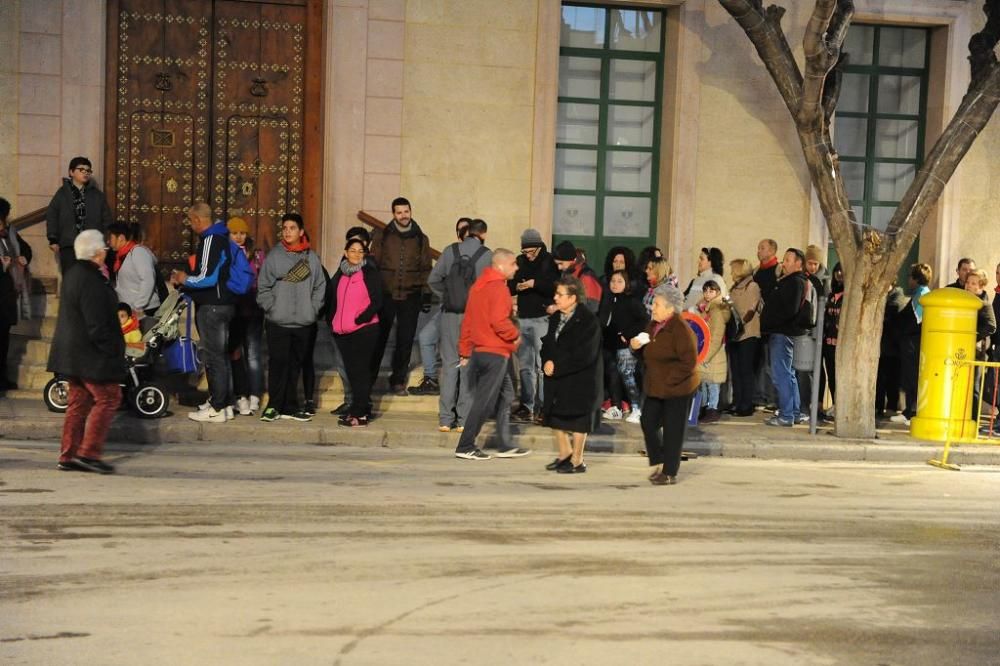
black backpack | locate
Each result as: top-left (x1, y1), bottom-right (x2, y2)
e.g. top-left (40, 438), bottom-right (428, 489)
top-left (442, 244), bottom-right (488, 313)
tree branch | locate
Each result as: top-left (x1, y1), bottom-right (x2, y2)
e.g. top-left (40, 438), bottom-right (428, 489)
top-left (799, 0), bottom-right (854, 127)
top-left (970, 0), bottom-right (1000, 87)
top-left (886, 1), bottom-right (1000, 256)
top-left (718, 0), bottom-right (804, 117)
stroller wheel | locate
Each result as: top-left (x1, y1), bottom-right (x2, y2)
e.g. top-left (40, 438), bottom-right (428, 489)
top-left (131, 382), bottom-right (170, 418)
top-left (43, 377), bottom-right (70, 413)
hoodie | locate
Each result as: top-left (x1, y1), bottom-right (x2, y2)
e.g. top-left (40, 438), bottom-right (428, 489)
top-left (180, 221), bottom-right (236, 306)
top-left (256, 244), bottom-right (328, 327)
top-left (458, 266), bottom-right (520, 358)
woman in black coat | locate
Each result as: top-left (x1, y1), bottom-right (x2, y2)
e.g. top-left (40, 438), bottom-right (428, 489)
top-left (46, 229), bottom-right (126, 474)
top-left (541, 275), bottom-right (603, 474)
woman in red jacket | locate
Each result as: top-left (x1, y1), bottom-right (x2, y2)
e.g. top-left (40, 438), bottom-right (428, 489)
top-left (328, 239), bottom-right (383, 427)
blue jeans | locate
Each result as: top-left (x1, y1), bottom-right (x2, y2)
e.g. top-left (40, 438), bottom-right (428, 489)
top-left (700, 381), bottom-right (721, 410)
top-left (769, 333), bottom-right (799, 422)
top-left (418, 309), bottom-right (441, 379)
top-left (517, 316), bottom-right (548, 412)
top-left (195, 304), bottom-right (235, 411)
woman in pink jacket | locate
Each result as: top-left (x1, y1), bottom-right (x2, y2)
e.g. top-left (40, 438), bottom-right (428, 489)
top-left (327, 238), bottom-right (383, 427)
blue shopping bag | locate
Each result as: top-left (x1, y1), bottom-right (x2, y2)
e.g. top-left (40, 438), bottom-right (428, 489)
top-left (687, 391), bottom-right (702, 427)
top-left (164, 297), bottom-right (200, 374)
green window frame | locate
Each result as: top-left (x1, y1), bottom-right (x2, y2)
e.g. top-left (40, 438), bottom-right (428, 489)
top-left (834, 24), bottom-right (931, 279)
top-left (554, 4), bottom-right (666, 265)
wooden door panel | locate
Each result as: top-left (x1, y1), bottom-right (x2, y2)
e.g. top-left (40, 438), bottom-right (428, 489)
top-left (112, 0), bottom-right (211, 264)
top-left (106, 0), bottom-right (317, 264)
top-left (213, 0), bottom-right (306, 251)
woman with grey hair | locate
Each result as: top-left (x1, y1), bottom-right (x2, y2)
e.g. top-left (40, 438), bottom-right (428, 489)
top-left (630, 283), bottom-right (699, 485)
top-left (46, 229), bottom-right (126, 474)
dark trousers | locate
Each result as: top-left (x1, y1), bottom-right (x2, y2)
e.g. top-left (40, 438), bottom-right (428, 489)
top-left (301, 321), bottom-right (318, 403)
top-left (265, 322), bottom-right (313, 414)
top-left (819, 343), bottom-right (837, 407)
top-left (603, 348), bottom-right (625, 406)
top-left (230, 313), bottom-right (264, 398)
top-left (195, 304), bottom-right (235, 411)
top-left (729, 336), bottom-right (759, 412)
top-left (456, 352), bottom-right (514, 453)
top-left (58, 246), bottom-right (76, 274)
top-left (372, 292), bottom-right (422, 387)
top-left (60, 378), bottom-right (121, 463)
top-left (0, 322), bottom-right (11, 387)
top-left (334, 325), bottom-right (379, 418)
top-left (899, 335), bottom-right (920, 418)
top-left (640, 393), bottom-right (693, 477)
top-left (876, 354), bottom-right (901, 415)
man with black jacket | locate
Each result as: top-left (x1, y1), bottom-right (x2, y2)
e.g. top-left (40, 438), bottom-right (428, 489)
top-left (761, 248), bottom-right (809, 427)
top-left (369, 197), bottom-right (433, 396)
top-left (46, 157), bottom-right (113, 274)
top-left (170, 202), bottom-right (237, 423)
top-left (510, 229), bottom-right (560, 422)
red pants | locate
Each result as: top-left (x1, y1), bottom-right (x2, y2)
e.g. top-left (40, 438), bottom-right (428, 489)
top-left (59, 378), bottom-right (121, 463)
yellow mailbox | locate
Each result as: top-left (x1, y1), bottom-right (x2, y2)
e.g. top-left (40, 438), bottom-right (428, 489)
top-left (910, 287), bottom-right (982, 442)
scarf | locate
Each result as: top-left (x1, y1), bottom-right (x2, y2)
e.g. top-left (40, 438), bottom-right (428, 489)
top-left (555, 306), bottom-right (577, 340)
top-left (339, 259), bottom-right (363, 275)
top-left (71, 183), bottom-right (87, 234)
top-left (758, 256), bottom-right (778, 271)
top-left (281, 237), bottom-right (311, 253)
top-left (120, 316), bottom-right (140, 336)
top-left (112, 240), bottom-right (137, 274)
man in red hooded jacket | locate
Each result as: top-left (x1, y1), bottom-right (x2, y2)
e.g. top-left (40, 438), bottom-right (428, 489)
top-left (454, 249), bottom-right (531, 460)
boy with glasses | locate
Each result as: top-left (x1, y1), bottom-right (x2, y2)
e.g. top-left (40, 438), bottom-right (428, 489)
top-left (46, 157), bottom-right (113, 274)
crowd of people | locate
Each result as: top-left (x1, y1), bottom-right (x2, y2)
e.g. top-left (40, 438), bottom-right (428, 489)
top-left (8, 157), bottom-right (1000, 478)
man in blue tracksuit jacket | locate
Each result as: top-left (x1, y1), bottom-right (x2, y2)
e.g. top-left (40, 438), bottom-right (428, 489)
top-left (170, 201), bottom-right (236, 423)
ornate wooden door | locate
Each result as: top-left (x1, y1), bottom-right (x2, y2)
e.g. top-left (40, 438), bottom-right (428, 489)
top-left (105, 0), bottom-right (322, 267)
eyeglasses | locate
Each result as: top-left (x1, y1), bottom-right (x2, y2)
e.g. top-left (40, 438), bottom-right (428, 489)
top-left (521, 247), bottom-right (538, 254)
top-left (75, 167), bottom-right (93, 173)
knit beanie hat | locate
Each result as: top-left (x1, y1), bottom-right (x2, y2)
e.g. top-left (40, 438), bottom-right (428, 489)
top-left (805, 244), bottom-right (824, 264)
top-left (227, 217), bottom-right (250, 234)
top-left (520, 228), bottom-right (544, 249)
top-left (553, 240), bottom-right (577, 261)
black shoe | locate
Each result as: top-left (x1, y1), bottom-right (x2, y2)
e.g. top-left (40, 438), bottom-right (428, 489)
top-left (495, 447), bottom-right (532, 458)
top-left (390, 384), bottom-right (409, 397)
top-left (57, 459), bottom-right (87, 472)
top-left (330, 402), bottom-right (349, 416)
top-left (733, 408), bottom-right (755, 417)
top-left (302, 400), bottom-right (317, 417)
top-left (545, 456), bottom-right (572, 471)
top-left (74, 457), bottom-right (115, 474)
top-left (408, 377), bottom-right (440, 395)
top-left (650, 473), bottom-right (677, 485)
top-left (280, 411), bottom-right (313, 422)
top-left (511, 405), bottom-right (532, 422)
top-left (557, 462), bottom-right (587, 474)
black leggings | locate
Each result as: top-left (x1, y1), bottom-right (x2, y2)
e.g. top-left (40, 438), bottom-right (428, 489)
top-left (334, 325), bottom-right (379, 418)
top-left (640, 393), bottom-right (694, 477)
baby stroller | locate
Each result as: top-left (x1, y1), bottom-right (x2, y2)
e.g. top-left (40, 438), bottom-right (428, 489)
top-left (43, 292), bottom-right (192, 418)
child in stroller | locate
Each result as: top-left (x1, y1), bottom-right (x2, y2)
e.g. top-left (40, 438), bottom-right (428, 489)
top-left (43, 292), bottom-right (192, 418)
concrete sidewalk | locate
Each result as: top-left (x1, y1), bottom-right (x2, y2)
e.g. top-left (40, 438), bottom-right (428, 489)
top-left (1, 396), bottom-right (997, 466)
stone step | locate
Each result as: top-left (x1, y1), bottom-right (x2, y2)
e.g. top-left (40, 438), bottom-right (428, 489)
top-left (11, 315), bottom-right (57, 340)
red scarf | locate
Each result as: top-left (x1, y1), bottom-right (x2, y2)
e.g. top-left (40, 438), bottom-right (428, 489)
top-left (120, 316), bottom-right (140, 336)
top-left (113, 241), bottom-right (137, 274)
top-left (759, 256), bottom-right (778, 270)
top-left (281, 237), bottom-right (311, 253)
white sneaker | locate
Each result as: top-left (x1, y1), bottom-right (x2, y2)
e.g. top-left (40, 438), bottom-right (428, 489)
top-left (236, 397), bottom-right (251, 416)
top-left (602, 406), bottom-right (624, 421)
top-left (197, 400), bottom-right (211, 411)
top-left (249, 395), bottom-right (261, 413)
top-left (626, 408), bottom-right (642, 424)
top-left (188, 407), bottom-right (228, 423)
top-left (889, 413), bottom-right (911, 426)
top-left (225, 406), bottom-right (235, 421)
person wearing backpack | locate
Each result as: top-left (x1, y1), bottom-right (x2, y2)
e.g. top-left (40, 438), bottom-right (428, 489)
top-left (760, 248), bottom-right (809, 427)
top-left (255, 213), bottom-right (327, 423)
top-left (108, 222), bottom-right (163, 332)
top-left (170, 202), bottom-right (240, 424)
top-left (427, 218), bottom-right (492, 431)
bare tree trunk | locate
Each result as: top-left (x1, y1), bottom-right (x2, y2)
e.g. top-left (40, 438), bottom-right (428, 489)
top-left (833, 261), bottom-right (887, 438)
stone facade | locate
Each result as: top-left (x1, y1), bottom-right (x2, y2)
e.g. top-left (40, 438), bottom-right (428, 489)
top-left (2, 0), bottom-right (998, 287)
